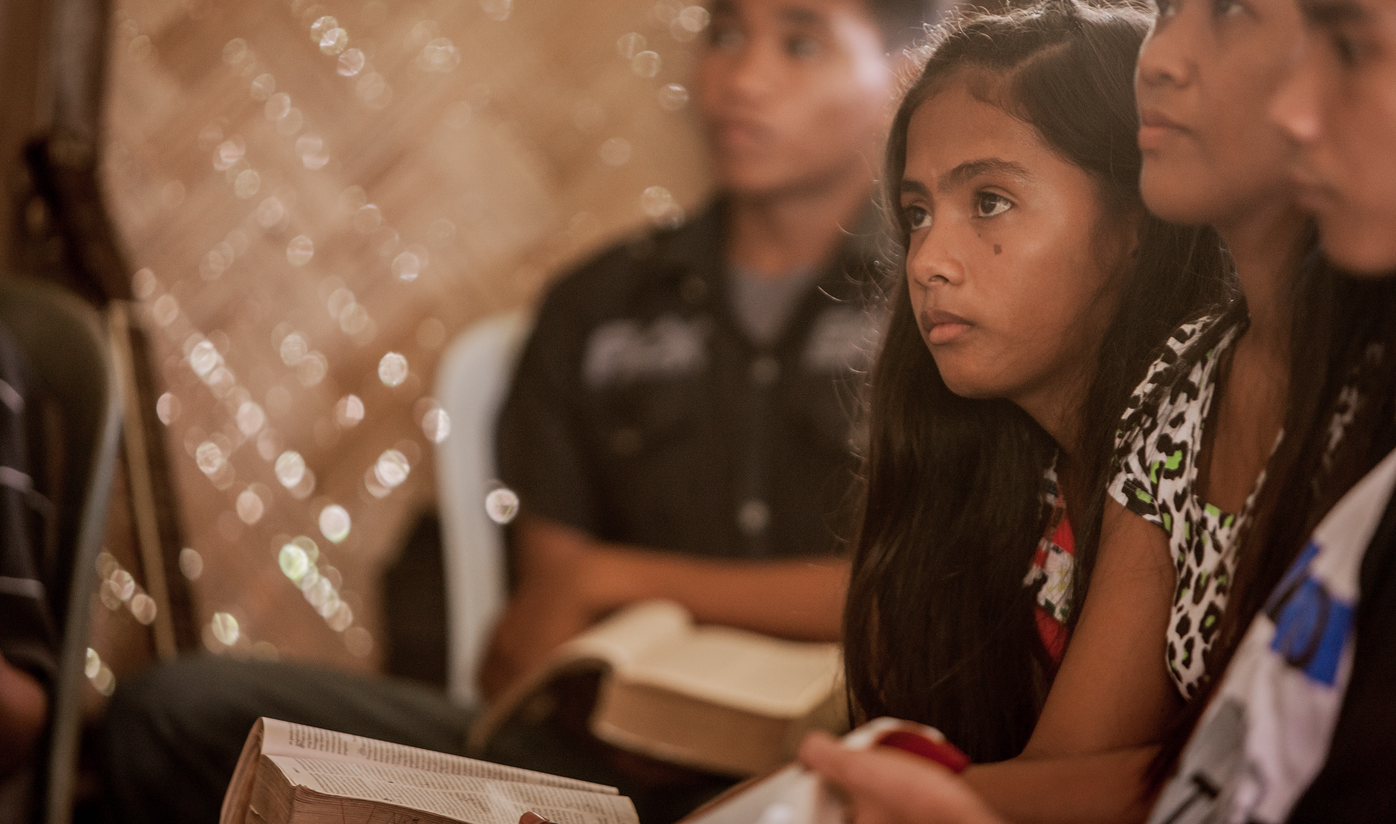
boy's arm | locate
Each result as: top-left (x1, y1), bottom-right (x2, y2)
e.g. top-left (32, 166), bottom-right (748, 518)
top-left (0, 652), bottom-right (47, 776)
top-left (479, 515), bottom-right (848, 701)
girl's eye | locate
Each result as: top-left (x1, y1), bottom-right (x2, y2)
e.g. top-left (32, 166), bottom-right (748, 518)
top-left (1211, 0), bottom-right (1245, 18)
top-left (710, 25), bottom-right (743, 51)
top-left (1327, 31), bottom-right (1368, 67)
top-left (975, 193), bottom-right (1012, 218)
top-left (786, 35), bottom-right (821, 58)
top-left (904, 205), bottom-right (931, 232)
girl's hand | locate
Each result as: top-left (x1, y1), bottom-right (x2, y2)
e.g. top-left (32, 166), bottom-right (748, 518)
top-left (798, 732), bottom-right (1006, 824)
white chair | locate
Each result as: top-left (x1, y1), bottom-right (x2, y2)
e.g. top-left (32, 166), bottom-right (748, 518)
top-left (433, 310), bottom-right (533, 708)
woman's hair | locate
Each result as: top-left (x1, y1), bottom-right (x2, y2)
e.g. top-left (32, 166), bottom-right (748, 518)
top-left (842, 0), bottom-right (1234, 762)
top-left (1148, 250), bottom-right (1396, 782)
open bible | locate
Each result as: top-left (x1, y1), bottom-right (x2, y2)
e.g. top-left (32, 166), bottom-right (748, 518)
top-left (219, 717), bottom-right (639, 824)
top-left (469, 600), bottom-right (847, 777)
top-left (679, 718), bottom-right (970, 824)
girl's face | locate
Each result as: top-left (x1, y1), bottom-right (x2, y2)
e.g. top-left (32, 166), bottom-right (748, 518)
top-left (1136, 0), bottom-right (1304, 226)
top-left (901, 82), bottom-right (1133, 430)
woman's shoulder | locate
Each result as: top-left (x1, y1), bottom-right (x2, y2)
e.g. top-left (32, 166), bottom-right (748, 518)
top-left (1112, 312), bottom-right (1239, 479)
top-left (1127, 312), bottom-right (1237, 417)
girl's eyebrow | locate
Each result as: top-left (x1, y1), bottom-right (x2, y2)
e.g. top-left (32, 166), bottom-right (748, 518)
top-left (899, 159), bottom-right (1032, 199)
top-left (939, 158), bottom-right (1032, 193)
top-left (1299, 0), bottom-right (1368, 24)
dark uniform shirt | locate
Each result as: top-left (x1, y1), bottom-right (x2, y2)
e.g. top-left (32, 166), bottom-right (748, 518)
top-left (0, 323), bottom-right (58, 689)
top-left (496, 200), bottom-right (882, 562)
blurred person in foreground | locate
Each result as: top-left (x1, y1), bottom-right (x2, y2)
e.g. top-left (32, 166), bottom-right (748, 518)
top-left (101, 2), bottom-right (938, 823)
top-left (799, 2), bottom-right (1396, 821)
top-left (0, 323), bottom-right (56, 787)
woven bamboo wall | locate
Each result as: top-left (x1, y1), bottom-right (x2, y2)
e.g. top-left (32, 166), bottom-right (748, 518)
top-left (91, 0), bottom-right (712, 680)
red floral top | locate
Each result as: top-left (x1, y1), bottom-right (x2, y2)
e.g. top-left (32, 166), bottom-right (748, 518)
top-left (1024, 464), bottom-right (1076, 665)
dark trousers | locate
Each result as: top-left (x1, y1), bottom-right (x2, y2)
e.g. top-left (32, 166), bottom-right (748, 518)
top-left (101, 656), bottom-right (730, 824)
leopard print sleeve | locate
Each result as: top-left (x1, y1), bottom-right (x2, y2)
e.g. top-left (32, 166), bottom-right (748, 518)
top-left (1107, 316), bottom-right (1224, 533)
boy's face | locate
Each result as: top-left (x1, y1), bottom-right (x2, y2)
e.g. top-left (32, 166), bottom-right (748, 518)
top-left (1271, 0), bottom-right (1396, 272)
top-left (696, 0), bottom-right (898, 199)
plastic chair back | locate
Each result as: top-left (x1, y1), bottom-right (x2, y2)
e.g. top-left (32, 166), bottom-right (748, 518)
top-left (433, 310), bottom-right (532, 708)
top-left (0, 277), bottom-right (122, 824)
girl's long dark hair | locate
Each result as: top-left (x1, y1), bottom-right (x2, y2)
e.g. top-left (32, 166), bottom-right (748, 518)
top-left (842, 0), bottom-right (1234, 763)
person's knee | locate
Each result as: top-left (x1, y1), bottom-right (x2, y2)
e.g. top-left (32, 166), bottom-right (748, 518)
top-left (112, 657), bottom-right (209, 725)
top-left (107, 656), bottom-right (261, 756)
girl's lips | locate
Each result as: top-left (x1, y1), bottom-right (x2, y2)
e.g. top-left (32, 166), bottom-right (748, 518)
top-left (926, 322), bottom-right (971, 345)
top-left (1290, 166), bottom-right (1339, 213)
top-left (920, 310), bottom-right (973, 345)
top-left (1137, 108), bottom-right (1187, 151)
top-left (1138, 108), bottom-right (1185, 130)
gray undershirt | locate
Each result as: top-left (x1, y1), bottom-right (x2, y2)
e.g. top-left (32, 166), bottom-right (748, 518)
top-left (726, 263), bottom-right (819, 348)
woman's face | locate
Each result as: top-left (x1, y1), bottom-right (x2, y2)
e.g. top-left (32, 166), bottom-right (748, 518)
top-left (901, 82), bottom-right (1132, 430)
top-left (1136, 0), bottom-right (1304, 226)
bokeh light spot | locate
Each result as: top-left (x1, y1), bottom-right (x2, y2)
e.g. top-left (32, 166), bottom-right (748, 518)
top-left (486, 487), bottom-right (520, 524)
top-left (338, 48), bottom-right (366, 76)
top-left (632, 50), bottom-right (662, 78)
top-left (156, 392), bottom-right (181, 425)
top-left (236, 488), bottom-right (266, 525)
top-left (286, 235), bottom-right (315, 266)
top-left (275, 450), bottom-right (306, 488)
top-left (378, 352), bottom-right (408, 386)
top-left (319, 504), bottom-right (351, 543)
top-left (658, 83), bottom-right (689, 111)
top-left (374, 449), bottom-right (410, 489)
top-left (211, 613), bottom-right (240, 646)
top-left (279, 542), bottom-right (310, 581)
top-left (335, 394), bottom-right (365, 427)
top-left (179, 548), bottom-right (203, 580)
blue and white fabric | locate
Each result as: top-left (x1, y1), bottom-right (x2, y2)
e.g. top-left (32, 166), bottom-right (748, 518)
top-left (1148, 447), bottom-right (1396, 824)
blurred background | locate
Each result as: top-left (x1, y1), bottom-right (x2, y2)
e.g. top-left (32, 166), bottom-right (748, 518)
top-left (0, 0), bottom-right (714, 704)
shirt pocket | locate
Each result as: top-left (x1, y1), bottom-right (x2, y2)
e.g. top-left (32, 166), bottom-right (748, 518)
top-left (588, 377), bottom-right (722, 552)
top-left (594, 377), bottom-right (707, 462)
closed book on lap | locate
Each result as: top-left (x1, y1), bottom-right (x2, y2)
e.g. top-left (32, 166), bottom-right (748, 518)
top-left (221, 717), bottom-right (637, 824)
top-left (469, 600), bottom-right (847, 777)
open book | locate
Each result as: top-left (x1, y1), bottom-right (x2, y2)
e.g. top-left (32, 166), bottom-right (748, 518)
top-left (678, 718), bottom-right (970, 824)
top-left (220, 717), bottom-right (639, 824)
top-left (469, 600), bottom-right (847, 777)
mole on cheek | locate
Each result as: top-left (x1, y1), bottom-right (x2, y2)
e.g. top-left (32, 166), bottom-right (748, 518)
top-left (993, 244), bottom-right (1002, 255)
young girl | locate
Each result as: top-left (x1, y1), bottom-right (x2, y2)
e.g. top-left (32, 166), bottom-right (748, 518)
top-left (838, 0), bottom-right (1229, 816)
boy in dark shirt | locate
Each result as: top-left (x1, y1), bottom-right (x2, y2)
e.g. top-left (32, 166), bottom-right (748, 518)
top-left (484, 0), bottom-right (928, 695)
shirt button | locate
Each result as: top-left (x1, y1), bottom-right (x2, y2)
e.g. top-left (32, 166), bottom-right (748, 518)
top-left (737, 499), bottom-right (770, 537)
top-left (749, 356), bottom-right (780, 387)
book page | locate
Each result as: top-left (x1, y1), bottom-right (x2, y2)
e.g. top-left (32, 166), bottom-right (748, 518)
top-left (555, 600), bottom-right (693, 666)
top-left (259, 718), bottom-right (613, 794)
top-left (622, 628), bottom-right (841, 717)
top-left (270, 755), bottom-right (639, 824)
top-left (222, 718), bottom-right (271, 824)
top-left (679, 765), bottom-right (841, 824)
top-left (469, 600), bottom-right (693, 749)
